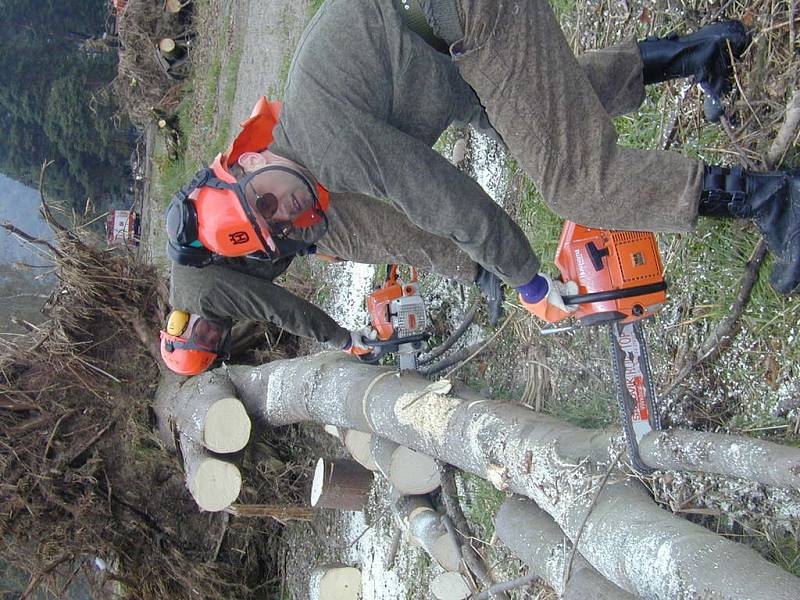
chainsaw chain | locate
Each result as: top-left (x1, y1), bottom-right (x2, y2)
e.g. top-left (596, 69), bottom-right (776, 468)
top-left (608, 320), bottom-right (661, 473)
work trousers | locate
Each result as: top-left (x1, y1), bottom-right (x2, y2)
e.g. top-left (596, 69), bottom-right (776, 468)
top-left (315, 192), bottom-right (479, 284)
top-left (452, 0), bottom-right (705, 232)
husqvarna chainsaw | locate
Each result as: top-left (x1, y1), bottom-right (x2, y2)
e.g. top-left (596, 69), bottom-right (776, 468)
top-left (360, 264), bottom-right (430, 371)
top-left (551, 222), bottom-right (668, 473)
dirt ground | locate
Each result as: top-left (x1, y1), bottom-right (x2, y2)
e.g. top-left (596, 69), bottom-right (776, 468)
top-left (140, 0), bottom-right (800, 598)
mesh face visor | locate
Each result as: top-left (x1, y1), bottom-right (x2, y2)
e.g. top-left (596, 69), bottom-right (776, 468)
top-left (163, 314), bottom-right (231, 357)
top-left (235, 165), bottom-right (329, 257)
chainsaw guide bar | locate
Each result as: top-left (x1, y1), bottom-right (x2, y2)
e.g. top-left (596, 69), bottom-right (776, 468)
top-left (608, 320), bottom-right (662, 473)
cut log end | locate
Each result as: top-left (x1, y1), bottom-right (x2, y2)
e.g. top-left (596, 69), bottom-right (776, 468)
top-left (309, 565), bottom-right (362, 600)
top-left (158, 38), bottom-right (176, 54)
top-left (203, 396), bottom-right (251, 453)
top-left (389, 446), bottom-right (441, 494)
top-left (189, 458), bottom-right (241, 512)
top-left (431, 571), bottom-right (473, 600)
top-left (371, 436), bottom-right (440, 494)
top-left (344, 429), bottom-right (379, 472)
top-left (164, 0), bottom-right (185, 14)
top-left (324, 424), bottom-right (344, 441)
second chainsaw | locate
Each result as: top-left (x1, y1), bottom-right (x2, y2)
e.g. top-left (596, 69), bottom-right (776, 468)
top-left (359, 264), bottom-right (430, 371)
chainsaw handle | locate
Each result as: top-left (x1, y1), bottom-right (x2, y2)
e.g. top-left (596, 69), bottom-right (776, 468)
top-left (561, 281), bottom-right (668, 306)
top-left (385, 264), bottom-right (418, 286)
top-left (355, 333), bottom-right (430, 364)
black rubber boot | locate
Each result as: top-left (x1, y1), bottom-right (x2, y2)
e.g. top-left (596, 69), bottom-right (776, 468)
top-left (700, 165), bottom-right (800, 294)
top-left (474, 266), bottom-right (505, 326)
top-left (638, 20), bottom-right (749, 121)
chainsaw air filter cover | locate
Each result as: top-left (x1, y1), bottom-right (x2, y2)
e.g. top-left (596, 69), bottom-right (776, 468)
top-left (555, 222), bottom-right (667, 325)
top-left (366, 266), bottom-right (427, 340)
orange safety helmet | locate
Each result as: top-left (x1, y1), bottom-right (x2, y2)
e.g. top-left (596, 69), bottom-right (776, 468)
top-left (159, 310), bottom-right (232, 376)
top-left (165, 97), bottom-right (330, 266)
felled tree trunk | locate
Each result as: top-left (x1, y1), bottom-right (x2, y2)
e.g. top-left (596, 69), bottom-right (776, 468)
top-left (495, 496), bottom-right (636, 600)
top-left (154, 371), bottom-right (248, 512)
top-left (218, 352), bottom-right (800, 600)
top-left (638, 429), bottom-right (800, 488)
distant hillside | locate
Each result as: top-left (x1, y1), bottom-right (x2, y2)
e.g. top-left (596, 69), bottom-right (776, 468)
top-left (0, 0), bottom-right (133, 216)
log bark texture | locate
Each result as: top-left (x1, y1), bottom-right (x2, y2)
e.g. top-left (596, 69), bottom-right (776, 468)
top-left (495, 496), bottom-right (636, 600)
top-left (639, 429), bottom-right (800, 488)
top-left (221, 353), bottom-right (800, 599)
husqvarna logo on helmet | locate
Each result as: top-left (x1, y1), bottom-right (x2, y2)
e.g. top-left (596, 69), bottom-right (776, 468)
top-left (229, 231), bottom-right (250, 245)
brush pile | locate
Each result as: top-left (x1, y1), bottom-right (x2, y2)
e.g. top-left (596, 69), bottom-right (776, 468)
top-left (113, 0), bottom-right (194, 126)
top-left (0, 193), bottom-right (299, 598)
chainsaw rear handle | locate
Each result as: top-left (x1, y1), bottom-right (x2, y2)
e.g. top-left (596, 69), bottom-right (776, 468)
top-left (561, 281), bottom-right (668, 307)
top-left (356, 333), bottom-right (430, 364)
top-left (385, 263), bottom-right (418, 285)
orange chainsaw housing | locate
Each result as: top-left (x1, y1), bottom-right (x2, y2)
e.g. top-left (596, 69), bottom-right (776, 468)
top-left (555, 222), bottom-right (667, 325)
top-left (366, 266), bottom-right (424, 340)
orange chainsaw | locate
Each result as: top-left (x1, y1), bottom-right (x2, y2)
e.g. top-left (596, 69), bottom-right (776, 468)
top-left (552, 222), bottom-right (667, 472)
top-left (360, 264), bottom-right (430, 370)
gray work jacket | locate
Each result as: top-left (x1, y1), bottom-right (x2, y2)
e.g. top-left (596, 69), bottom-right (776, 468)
top-left (270, 0), bottom-right (539, 287)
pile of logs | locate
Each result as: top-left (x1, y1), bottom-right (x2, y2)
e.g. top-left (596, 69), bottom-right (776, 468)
top-left (155, 371), bottom-right (251, 511)
top-left (156, 354), bottom-right (800, 600)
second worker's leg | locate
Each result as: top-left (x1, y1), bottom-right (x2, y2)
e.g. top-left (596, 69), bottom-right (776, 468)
top-left (450, 0), bottom-right (705, 233)
top-left (317, 193), bottom-right (478, 285)
top-left (318, 193), bottom-right (507, 323)
top-left (579, 19), bottom-right (748, 120)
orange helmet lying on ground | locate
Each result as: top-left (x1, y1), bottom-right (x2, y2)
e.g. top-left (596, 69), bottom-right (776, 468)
top-left (159, 310), bottom-right (232, 376)
top-left (166, 97), bottom-right (330, 267)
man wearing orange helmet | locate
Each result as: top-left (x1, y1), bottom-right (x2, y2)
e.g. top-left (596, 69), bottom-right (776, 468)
top-left (164, 188), bottom-right (494, 373)
top-left (161, 92), bottom-right (506, 376)
top-left (192, 0), bottom-right (800, 324)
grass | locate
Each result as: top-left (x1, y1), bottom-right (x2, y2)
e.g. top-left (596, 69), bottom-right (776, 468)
top-left (308, 0), bottom-right (326, 17)
top-left (768, 536), bottom-right (800, 578)
top-left (458, 472), bottom-right (507, 542)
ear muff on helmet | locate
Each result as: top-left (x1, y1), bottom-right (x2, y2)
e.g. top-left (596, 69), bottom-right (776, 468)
top-left (166, 238), bottom-right (213, 268)
top-left (166, 169), bottom-right (216, 267)
top-left (160, 332), bottom-right (218, 376)
top-left (166, 310), bottom-right (190, 335)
